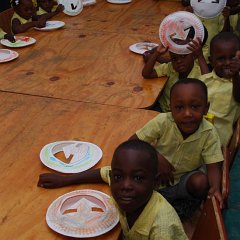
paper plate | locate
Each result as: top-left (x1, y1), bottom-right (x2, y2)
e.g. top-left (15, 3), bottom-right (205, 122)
top-left (58, 0), bottom-right (83, 16)
top-left (40, 141), bottom-right (103, 173)
top-left (0, 49), bottom-right (19, 63)
top-left (129, 42), bottom-right (158, 55)
top-left (34, 20), bottom-right (65, 31)
top-left (107, 0), bottom-right (132, 4)
top-left (46, 189), bottom-right (119, 238)
top-left (191, 0), bottom-right (227, 19)
top-left (82, 0), bottom-right (96, 6)
top-left (159, 11), bottom-right (204, 54)
top-left (0, 36), bottom-right (36, 48)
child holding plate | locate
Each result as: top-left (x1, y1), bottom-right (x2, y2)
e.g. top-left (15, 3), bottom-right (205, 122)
top-left (11, 0), bottom-right (46, 34)
top-left (38, 139), bottom-right (188, 239)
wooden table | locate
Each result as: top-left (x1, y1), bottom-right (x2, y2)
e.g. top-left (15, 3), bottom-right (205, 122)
top-left (0, 0), bottom-right (182, 108)
top-left (0, 92), bottom-right (158, 240)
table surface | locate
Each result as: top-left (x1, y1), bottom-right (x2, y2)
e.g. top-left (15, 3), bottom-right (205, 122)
top-left (0, 0), bottom-right (182, 109)
top-left (0, 91), bottom-right (158, 240)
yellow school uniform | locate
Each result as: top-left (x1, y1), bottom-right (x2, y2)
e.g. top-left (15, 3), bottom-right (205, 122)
top-left (200, 16), bottom-right (223, 61)
top-left (200, 71), bottom-right (240, 146)
top-left (136, 112), bottom-right (224, 185)
top-left (0, 28), bottom-right (6, 39)
top-left (154, 62), bottom-right (201, 112)
top-left (11, 12), bottom-right (31, 25)
top-left (36, 5), bottom-right (58, 15)
top-left (100, 167), bottom-right (188, 240)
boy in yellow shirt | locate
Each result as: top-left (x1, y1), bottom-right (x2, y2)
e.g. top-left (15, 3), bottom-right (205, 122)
top-left (142, 39), bottom-right (210, 112)
top-left (130, 78), bottom-right (224, 219)
top-left (199, 32), bottom-right (240, 146)
top-left (38, 140), bottom-right (188, 240)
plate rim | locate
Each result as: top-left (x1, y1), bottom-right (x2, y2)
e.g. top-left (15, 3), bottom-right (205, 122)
top-left (0, 36), bottom-right (36, 48)
top-left (34, 20), bottom-right (65, 31)
top-left (129, 42), bottom-right (158, 55)
top-left (46, 189), bottom-right (119, 238)
top-left (40, 140), bottom-right (103, 173)
top-left (107, 0), bottom-right (132, 4)
top-left (0, 49), bottom-right (19, 63)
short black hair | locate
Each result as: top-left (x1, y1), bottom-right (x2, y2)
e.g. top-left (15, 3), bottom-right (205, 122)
top-left (170, 78), bottom-right (208, 102)
top-left (210, 32), bottom-right (240, 55)
top-left (112, 139), bottom-right (158, 174)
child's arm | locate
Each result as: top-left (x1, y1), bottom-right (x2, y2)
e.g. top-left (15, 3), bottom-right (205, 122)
top-left (231, 51), bottom-right (240, 102)
top-left (38, 168), bottom-right (104, 189)
top-left (207, 162), bottom-right (223, 209)
top-left (221, 7), bottom-right (231, 32)
top-left (12, 18), bottom-right (46, 34)
top-left (187, 38), bottom-right (210, 74)
top-left (142, 44), bottom-right (168, 79)
top-left (129, 134), bottom-right (175, 186)
top-left (4, 33), bottom-right (15, 43)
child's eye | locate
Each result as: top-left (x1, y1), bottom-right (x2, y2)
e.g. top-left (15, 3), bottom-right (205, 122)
top-left (191, 105), bottom-right (200, 109)
top-left (113, 174), bottom-right (122, 181)
top-left (175, 105), bottom-right (183, 110)
top-left (133, 175), bottom-right (143, 182)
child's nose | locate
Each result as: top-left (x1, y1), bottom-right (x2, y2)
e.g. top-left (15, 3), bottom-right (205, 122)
top-left (184, 108), bottom-right (192, 117)
top-left (122, 178), bottom-right (133, 190)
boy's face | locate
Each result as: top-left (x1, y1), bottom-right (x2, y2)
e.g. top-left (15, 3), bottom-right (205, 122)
top-left (170, 83), bottom-right (209, 139)
top-left (209, 40), bottom-right (239, 78)
top-left (110, 149), bottom-right (155, 216)
top-left (170, 52), bottom-right (194, 75)
top-left (38, 0), bottom-right (55, 13)
top-left (17, 0), bottom-right (35, 19)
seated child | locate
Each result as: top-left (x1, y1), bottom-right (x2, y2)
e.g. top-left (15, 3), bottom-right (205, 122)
top-left (11, 0), bottom-right (46, 34)
top-left (35, 0), bottom-right (64, 20)
top-left (142, 39), bottom-right (209, 112)
top-left (199, 32), bottom-right (240, 146)
top-left (0, 28), bottom-right (15, 42)
top-left (130, 78), bottom-right (224, 218)
top-left (38, 139), bottom-right (188, 240)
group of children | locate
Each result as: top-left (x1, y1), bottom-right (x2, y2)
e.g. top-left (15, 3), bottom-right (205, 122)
top-left (28, 0), bottom-right (239, 239)
top-left (0, 0), bottom-right (63, 40)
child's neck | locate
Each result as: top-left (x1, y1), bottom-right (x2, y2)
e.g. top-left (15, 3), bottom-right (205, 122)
top-left (179, 71), bottom-right (190, 79)
top-left (126, 204), bottom-right (146, 229)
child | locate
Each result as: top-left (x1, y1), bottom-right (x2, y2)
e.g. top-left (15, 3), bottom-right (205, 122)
top-left (35, 0), bottom-right (64, 20)
top-left (0, 28), bottom-right (15, 43)
top-left (199, 32), bottom-right (240, 146)
top-left (130, 78), bottom-right (224, 218)
top-left (142, 39), bottom-right (210, 112)
top-left (38, 139), bottom-right (188, 239)
top-left (11, 0), bottom-right (46, 34)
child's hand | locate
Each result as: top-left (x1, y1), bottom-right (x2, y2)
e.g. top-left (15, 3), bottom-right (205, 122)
top-left (187, 38), bottom-right (203, 58)
top-left (4, 33), bottom-right (16, 43)
top-left (38, 173), bottom-right (67, 188)
top-left (222, 6), bottom-right (230, 19)
top-left (157, 153), bottom-right (175, 186)
top-left (185, 6), bottom-right (193, 13)
top-left (208, 187), bottom-right (224, 209)
top-left (35, 18), bottom-right (47, 28)
top-left (55, 4), bottom-right (64, 13)
top-left (155, 43), bottom-right (168, 55)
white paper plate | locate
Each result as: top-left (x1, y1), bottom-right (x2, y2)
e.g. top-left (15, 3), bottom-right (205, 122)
top-left (40, 141), bottom-right (103, 173)
top-left (58, 0), bottom-right (83, 16)
top-left (191, 0), bottom-right (227, 19)
top-left (0, 49), bottom-right (19, 63)
top-left (129, 42), bottom-right (158, 55)
top-left (107, 0), bottom-right (132, 4)
top-left (1, 36), bottom-right (36, 48)
top-left (159, 11), bottom-right (204, 54)
top-left (46, 189), bottom-right (119, 238)
top-left (34, 20), bottom-right (65, 31)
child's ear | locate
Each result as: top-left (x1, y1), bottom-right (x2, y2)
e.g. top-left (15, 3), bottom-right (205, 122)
top-left (204, 101), bottom-right (210, 115)
top-left (154, 174), bottom-right (161, 190)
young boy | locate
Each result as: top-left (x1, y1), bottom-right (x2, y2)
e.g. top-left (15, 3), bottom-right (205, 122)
top-left (38, 140), bottom-right (188, 239)
top-left (199, 32), bottom-right (240, 146)
top-left (142, 39), bottom-right (210, 112)
top-left (130, 78), bottom-right (224, 218)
